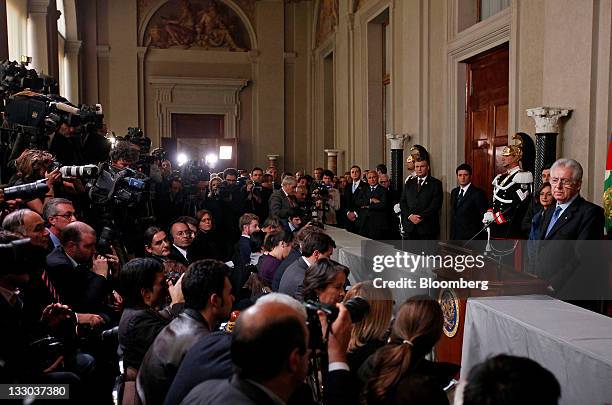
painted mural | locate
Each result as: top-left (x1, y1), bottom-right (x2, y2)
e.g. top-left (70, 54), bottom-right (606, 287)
top-left (145, 0), bottom-right (250, 51)
top-left (315, 0), bottom-right (338, 47)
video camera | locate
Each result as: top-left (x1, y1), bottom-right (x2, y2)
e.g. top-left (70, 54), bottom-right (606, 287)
top-left (87, 163), bottom-right (149, 208)
top-left (0, 59), bottom-right (58, 105)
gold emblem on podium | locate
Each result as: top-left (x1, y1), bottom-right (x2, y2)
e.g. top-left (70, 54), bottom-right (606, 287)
top-left (439, 289), bottom-right (459, 338)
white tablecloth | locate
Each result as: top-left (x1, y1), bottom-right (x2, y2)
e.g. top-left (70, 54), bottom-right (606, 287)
top-left (461, 295), bottom-right (612, 405)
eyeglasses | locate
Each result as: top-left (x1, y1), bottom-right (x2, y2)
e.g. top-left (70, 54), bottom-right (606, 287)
top-left (176, 230), bottom-right (194, 237)
top-left (53, 212), bottom-right (76, 220)
top-left (200, 218), bottom-right (212, 222)
top-left (550, 178), bottom-right (574, 187)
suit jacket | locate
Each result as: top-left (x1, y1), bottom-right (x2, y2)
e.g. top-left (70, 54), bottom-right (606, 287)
top-left (180, 370), bottom-right (357, 405)
top-left (168, 245), bottom-right (190, 267)
top-left (450, 184), bottom-right (488, 240)
top-left (137, 309), bottom-right (212, 405)
top-left (535, 195), bottom-right (605, 299)
top-left (354, 184), bottom-right (389, 240)
top-left (164, 331), bottom-right (233, 405)
top-left (272, 248), bottom-right (301, 291)
top-left (343, 180), bottom-right (368, 232)
top-left (269, 189), bottom-right (296, 219)
top-left (278, 257), bottom-right (309, 300)
top-left (45, 247), bottom-right (110, 316)
top-left (400, 176), bottom-right (443, 237)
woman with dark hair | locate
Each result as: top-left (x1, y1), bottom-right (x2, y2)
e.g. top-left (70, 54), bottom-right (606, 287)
top-left (118, 258), bottom-right (184, 376)
top-left (362, 295), bottom-right (458, 405)
top-left (188, 210), bottom-right (227, 261)
top-left (144, 227), bottom-right (171, 262)
top-left (529, 182), bottom-right (555, 240)
top-left (258, 230), bottom-right (293, 286)
top-left (301, 258), bottom-right (349, 304)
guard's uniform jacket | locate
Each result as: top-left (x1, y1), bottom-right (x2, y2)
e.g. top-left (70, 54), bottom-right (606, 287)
top-left (491, 167), bottom-right (533, 238)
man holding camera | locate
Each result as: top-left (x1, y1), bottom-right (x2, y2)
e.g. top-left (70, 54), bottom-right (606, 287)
top-left (46, 221), bottom-right (119, 323)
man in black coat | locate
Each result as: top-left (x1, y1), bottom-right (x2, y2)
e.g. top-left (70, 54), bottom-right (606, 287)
top-left (137, 260), bottom-right (234, 405)
top-left (400, 157), bottom-right (443, 240)
top-left (180, 294), bottom-right (357, 405)
top-left (535, 159), bottom-right (605, 303)
top-left (45, 221), bottom-right (115, 319)
top-left (450, 163), bottom-right (488, 240)
top-left (354, 171), bottom-right (389, 240)
top-left (344, 165), bottom-right (368, 233)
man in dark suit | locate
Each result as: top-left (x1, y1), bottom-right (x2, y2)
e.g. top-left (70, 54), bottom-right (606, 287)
top-left (450, 163), bottom-right (488, 240)
top-left (45, 221), bottom-right (115, 319)
top-left (344, 165), bottom-right (368, 233)
top-left (354, 170), bottom-right (389, 240)
top-left (236, 213), bottom-right (260, 267)
top-left (400, 157), bottom-right (443, 239)
top-left (535, 159), bottom-right (605, 303)
top-left (268, 176), bottom-right (298, 220)
top-left (278, 231), bottom-right (335, 300)
top-left (167, 220), bottom-right (194, 266)
top-left (180, 293), bottom-right (357, 405)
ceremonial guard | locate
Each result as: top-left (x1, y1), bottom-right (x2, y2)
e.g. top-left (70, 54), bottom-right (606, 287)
top-left (483, 133), bottom-right (535, 239)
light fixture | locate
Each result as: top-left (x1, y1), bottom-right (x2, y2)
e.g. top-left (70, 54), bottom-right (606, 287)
top-left (177, 153), bottom-right (189, 166)
top-left (205, 153), bottom-right (218, 167)
top-left (219, 145), bottom-right (232, 160)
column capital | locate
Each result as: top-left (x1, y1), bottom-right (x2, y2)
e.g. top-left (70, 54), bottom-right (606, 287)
top-left (266, 154), bottom-right (280, 161)
top-left (64, 40), bottom-right (82, 56)
top-left (28, 0), bottom-right (50, 14)
top-left (324, 149), bottom-right (343, 157)
top-left (386, 133), bottom-right (411, 150)
top-left (526, 107), bottom-right (572, 133)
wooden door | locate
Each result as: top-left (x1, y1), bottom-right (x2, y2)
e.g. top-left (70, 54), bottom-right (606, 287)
top-left (465, 44), bottom-right (509, 199)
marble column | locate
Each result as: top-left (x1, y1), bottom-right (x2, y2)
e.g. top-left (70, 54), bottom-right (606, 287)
top-left (267, 154), bottom-right (280, 168)
top-left (27, 0), bottom-right (51, 74)
top-left (526, 107), bottom-right (571, 191)
top-left (64, 40), bottom-right (81, 103)
top-left (386, 133), bottom-right (410, 192)
top-left (324, 149), bottom-right (342, 176)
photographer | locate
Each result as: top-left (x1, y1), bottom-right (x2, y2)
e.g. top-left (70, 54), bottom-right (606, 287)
top-left (302, 258), bottom-right (349, 308)
top-left (181, 293), bottom-right (357, 405)
top-left (321, 170), bottom-right (341, 225)
top-left (118, 258), bottom-right (184, 376)
top-left (8, 149), bottom-right (61, 214)
top-left (0, 230), bottom-right (82, 388)
top-left (242, 167), bottom-right (270, 220)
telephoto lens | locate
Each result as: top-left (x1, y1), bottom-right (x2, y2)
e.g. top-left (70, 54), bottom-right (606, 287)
top-left (2, 179), bottom-right (49, 201)
top-left (59, 164), bottom-right (99, 177)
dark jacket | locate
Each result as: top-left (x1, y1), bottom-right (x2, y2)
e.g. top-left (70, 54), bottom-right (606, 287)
top-left (137, 308), bottom-right (211, 405)
top-left (188, 230), bottom-right (227, 262)
top-left (278, 257), bottom-right (309, 300)
top-left (535, 196), bottom-right (605, 299)
top-left (168, 245), bottom-right (190, 267)
top-left (164, 331), bottom-right (233, 405)
top-left (118, 307), bottom-right (174, 371)
top-left (344, 180), bottom-right (368, 233)
top-left (400, 176), bottom-right (443, 238)
top-left (45, 247), bottom-right (111, 316)
top-left (269, 189), bottom-right (296, 219)
top-left (450, 184), bottom-right (488, 240)
top-left (272, 248), bottom-right (301, 291)
top-left (354, 184), bottom-right (389, 240)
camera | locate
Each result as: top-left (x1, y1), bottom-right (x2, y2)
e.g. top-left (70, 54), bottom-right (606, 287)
top-left (96, 226), bottom-right (115, 256)
top-left (304, 296), bottom-right (369, 350)
top-left (163, 271), bottom-right (182, 286)
top-left (48, 160), bottom-right (100, 178)
top-left (0, 236), bottom-right (48, 274)
top-left (87, 164), bottom-right (150, 207)
top-left (2, 179), bottom-right (49, 201)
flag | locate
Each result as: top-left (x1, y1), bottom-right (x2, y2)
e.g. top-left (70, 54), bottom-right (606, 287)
top-left (605, 133), bottom-right (612, 233)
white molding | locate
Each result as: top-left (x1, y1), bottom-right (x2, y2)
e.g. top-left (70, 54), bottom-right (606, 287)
top-left (144, 48), bottom-right (253, 64)
top-left (149, 76), bottom-right (248, 144)
top-left (28, 0), bottom-right (50, 15)
top-left (64, 39), bottom-right (82, 55)
top-left (96, 45), bottom-right (111, 59)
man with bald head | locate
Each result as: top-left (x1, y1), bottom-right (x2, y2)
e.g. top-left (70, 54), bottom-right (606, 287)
top-left (46, 221), bottom-right (115, 318)
top-left (181, 293), bottom-right (357, 405)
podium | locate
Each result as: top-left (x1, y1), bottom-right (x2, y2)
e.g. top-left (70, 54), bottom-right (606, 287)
top-left (433, 241), bottom-right (548, 367)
